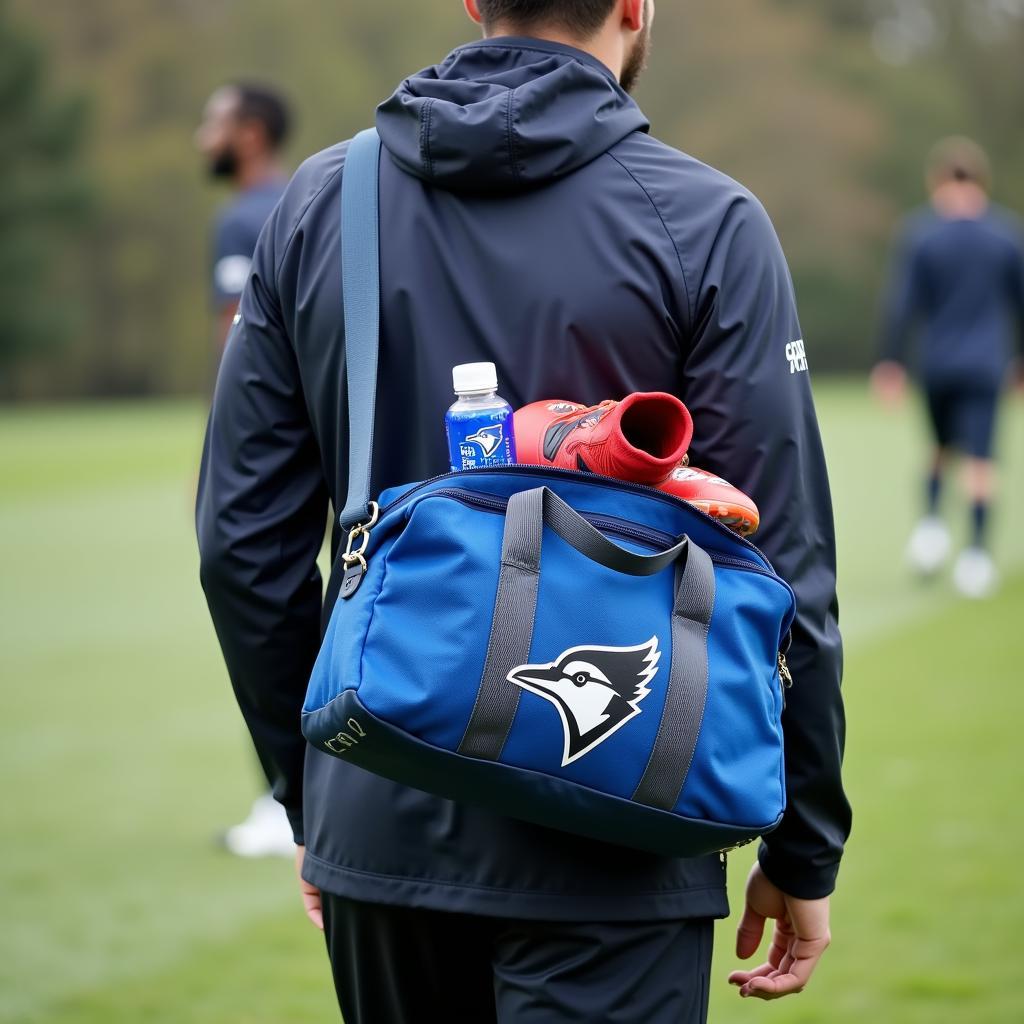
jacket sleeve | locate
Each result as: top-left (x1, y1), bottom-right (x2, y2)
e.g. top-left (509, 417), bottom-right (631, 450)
top-left (195, 204), bottom-right (329, 845)
top-left (878, 220), bottom-right (923, 366)
top-left (680, 193), bottom-right (851, 900)
top-left (1010, 227), bottom-right (1024, 358)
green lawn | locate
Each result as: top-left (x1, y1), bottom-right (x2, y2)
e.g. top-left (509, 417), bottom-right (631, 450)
top-left (1, 384), bottom-right (1022, 1023)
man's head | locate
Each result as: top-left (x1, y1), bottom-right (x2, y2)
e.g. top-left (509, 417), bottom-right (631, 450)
top-left (196, 82), bottom-right (291, 181)
top-left (926, 136), bottom-right (991, 196)
top-left (465, 0), bottom-right (653, 93)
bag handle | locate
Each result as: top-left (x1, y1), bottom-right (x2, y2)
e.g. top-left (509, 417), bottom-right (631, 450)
top-left (338, 128), bottom-right (383, 530)
top-left (517, 486), bottom-right (688, 576)
top-left (459, 487), bottom-right (715, 811)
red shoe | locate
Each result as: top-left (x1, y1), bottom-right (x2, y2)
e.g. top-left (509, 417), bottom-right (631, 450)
top-left (658, 464), bottom-right (761, 536)
top-left (514, 393), bottom-right (693, 485)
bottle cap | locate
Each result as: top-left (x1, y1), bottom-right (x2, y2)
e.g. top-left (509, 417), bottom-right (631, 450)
top-left (452, 362), bottom-right (498, 395)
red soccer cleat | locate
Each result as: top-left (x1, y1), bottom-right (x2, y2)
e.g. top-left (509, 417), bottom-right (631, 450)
top-left (514, 393), bottom-right (693, 485)
top-left (658, 464), bottom-right (761, 537)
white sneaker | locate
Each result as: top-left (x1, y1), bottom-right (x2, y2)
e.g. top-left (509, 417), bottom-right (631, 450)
top-left (953, 547), bottom-right (997, 600)
top-left (906, 516), bottom-right (951, 576)
top-left (223, 794), bottom-right (295, 858)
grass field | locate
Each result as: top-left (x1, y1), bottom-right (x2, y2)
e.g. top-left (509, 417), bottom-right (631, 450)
top-left (2, 382), bottom-right (1023, 1023)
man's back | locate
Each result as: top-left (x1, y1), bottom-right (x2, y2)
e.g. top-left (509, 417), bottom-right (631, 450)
top-left (885, 207), bottom-right (1024, 385)
top-left (198, 36), bottom-right (847, 924)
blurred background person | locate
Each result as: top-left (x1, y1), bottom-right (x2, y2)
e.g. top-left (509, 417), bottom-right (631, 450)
top-left (196, 80), bottom-right (296, 858)
top-left (196, 81), bottom-right (291, 357)
top-left (872, 137), bottom-right (1024, 599)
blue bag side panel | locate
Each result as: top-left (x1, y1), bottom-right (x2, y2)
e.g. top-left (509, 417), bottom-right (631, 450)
top-left (356, 498), bottom-right (503, 748)
top-left (674, 568), bottom-right (788, 826)
top-left (303, 539), bottom-right (391, 715)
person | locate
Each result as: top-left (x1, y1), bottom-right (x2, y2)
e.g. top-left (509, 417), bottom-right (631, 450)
top-left (196, 82), bottom-right (292, 355)
top-left (196, 81), bottom-right (296, 858)
top-left (872, 137), bottom-right (1024, 599)
top-left (196, 2), bottom-right (851, 1020)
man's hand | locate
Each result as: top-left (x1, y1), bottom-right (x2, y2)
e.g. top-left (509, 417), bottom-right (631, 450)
top-left (728, 862), bottom-right (831, 1000)
top-left (870, 360), bottom-right (907, 408)
top-left (295, 844), bottom-right (324, 931)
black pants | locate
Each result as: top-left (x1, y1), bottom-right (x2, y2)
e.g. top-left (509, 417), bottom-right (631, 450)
top-left (322, 894), bottom-right (713, 1024)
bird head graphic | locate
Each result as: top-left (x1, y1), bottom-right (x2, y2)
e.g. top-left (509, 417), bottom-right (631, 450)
top-left (507, 637), bottom-right (660, 766)
top-left (465, 425), bottom-right (503, 457)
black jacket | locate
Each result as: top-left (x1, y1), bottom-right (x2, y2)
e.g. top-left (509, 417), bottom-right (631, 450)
top-left (197, 37), bottom-right (850, 919)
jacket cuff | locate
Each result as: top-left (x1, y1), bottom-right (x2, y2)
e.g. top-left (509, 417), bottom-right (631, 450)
top-left (757, 841), bottom-right (841, 900)
top-left (285, 804), bottom-right (304, 847)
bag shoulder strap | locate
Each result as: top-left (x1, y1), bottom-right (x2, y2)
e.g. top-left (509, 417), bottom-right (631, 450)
top-left (339, 128), bottom-right (383, 530)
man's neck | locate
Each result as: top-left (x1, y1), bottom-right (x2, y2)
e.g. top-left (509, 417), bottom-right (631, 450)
top-left (233, 154), bottom-right (284, 192)
top-left (486, 24), bottom-right (623, 82)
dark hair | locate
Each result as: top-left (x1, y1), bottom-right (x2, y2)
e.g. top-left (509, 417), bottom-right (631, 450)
top-left (229, 82), bottom-right (291, 151)
top-left (477, 0), bottom-right (618, 36)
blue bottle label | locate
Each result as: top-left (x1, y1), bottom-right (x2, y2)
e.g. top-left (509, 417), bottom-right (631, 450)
top-left (446, 404), bottom-right (517, 471)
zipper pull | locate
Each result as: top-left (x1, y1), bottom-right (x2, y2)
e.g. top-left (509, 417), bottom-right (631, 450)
top-left (778, 651), bottom-right (793, 689)
top-left (778, 651), bottom-right (793, 709)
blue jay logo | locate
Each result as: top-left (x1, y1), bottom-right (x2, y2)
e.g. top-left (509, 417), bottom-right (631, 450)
top-left (465, 425), bottom-right (504, 457)
top-left (508, 638), bottom-right (660, 766)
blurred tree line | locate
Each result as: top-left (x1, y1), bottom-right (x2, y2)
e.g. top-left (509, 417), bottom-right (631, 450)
top-left (0, 0), bottom-right (90, 394)
top-left (3, 0), bottom-right (1022, 399)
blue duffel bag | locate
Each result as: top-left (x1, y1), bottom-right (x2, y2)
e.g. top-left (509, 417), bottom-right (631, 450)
top-left (301, 129), bottom-right (797, 859)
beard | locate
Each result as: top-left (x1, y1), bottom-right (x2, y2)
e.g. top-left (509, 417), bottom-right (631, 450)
top-left (208, 147), bottom-right (239, 180)
top-left (620, 0), bottom-right (653, 94)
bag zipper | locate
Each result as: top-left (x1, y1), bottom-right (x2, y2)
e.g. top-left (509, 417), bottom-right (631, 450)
top-left (373, 463), bottom-right (776, 567)
top-left (426, 487), bottom-right (781, 580)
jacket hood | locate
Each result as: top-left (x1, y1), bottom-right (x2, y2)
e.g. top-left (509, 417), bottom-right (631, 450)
top-left (376, 37), bottom-right (649, 194)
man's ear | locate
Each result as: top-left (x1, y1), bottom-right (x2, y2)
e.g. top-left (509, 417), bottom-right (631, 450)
top-left (621, 0), bottom-right (647, 32)
top-left (464, 0), bottom-right (484, 27)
